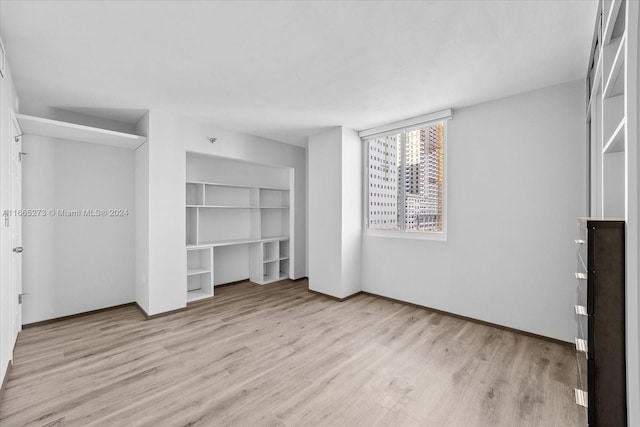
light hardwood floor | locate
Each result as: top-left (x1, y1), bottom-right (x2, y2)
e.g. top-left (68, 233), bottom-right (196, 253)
top-left (0, 280), bottom-right (584, 426)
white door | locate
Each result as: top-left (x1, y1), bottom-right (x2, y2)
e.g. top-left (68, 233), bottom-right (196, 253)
top-left (10, 111), bottom-right (22, 336)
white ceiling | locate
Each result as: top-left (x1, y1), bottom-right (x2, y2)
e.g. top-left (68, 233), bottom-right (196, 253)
top-left (0, 0), bottom-right (597, 147)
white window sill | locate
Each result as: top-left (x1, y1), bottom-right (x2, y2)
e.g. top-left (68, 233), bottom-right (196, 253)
top-left (366, 228), bottom-right (447, 242)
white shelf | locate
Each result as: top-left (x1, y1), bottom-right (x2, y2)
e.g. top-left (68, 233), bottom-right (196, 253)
top-left (186, 180), bottom-right (288, 191)
top-left (185, 205), bottom-right (288, 209)
top-left (263, 256), bottom-right (288, 264)
top-left (604, 35), bottom-right (625, 98)
top-left (260, 272), bottom-right (289, 285)
top-left (603, 0), bottom-right (623, 44)
top-left (185, 159), bottom-right (291, 290)
top-left (603, 117), bottom-right (626, 154)
top-left (187, 205), bottom-right (256, 209)
top-left (187, 236), bottom-right (289, 248)
top-left (16, 114), bottom-right (147, 150)
top-left (187, 289), bottom-right (213, 302)
top-left (187, 268), bottom-right (210, 276)
top-left (575, 338), bottom-right (588, 355)
top-left (586, 50), bottom-right (602, 118)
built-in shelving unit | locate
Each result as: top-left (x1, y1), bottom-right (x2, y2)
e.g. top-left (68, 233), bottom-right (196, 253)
top-left (584, 2), bottom-right (639, 425)
top-left (185, 177), bottom-right (291, 298)
top-left (187, 247), bottom-right (213, 302)
top-left (15, 114), bottom-right (147, 149)
top-left (582, 5), bottom-right (634, 424)
top-left (587, 0), bottom-right (629, 219)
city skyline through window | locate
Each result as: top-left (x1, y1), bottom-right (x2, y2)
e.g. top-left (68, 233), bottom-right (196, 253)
top-left (367, 122), bottom-right (444, 233)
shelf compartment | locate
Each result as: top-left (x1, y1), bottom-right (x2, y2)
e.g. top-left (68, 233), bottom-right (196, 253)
top-left (261, 207), bottom-right (289, 238)
top-left (603, 35), bottom-right (625, 98)
top-left (586, 50), bottom-right (602, 118)
top-left (603, 0), bottom-right (624, 44)
top-left (187, 287), bottom-right (213, 303)
top-left (15, 114), bottom-right (147, 150)
top-left (263, 261), bottom-right (279, 283)
top-left (260, 188), bottom-right (290, 208)
top-left (603, 117), bottom-right (625, 154)
top-left (204, 185), bottom-right (253, 208)
top-left (279, 240), bottom-right (290, 258)
top-left (264, 241), bottom-right (279, 262)
top-left (198, 208), bottom-right (254, 244)
top-left (186, 207), bottom-right (198, 246)
top-left (187, 272), bottom-right (213, 302)
top-left (279, 259), bottom-right (290, 279)
top-left (187, 247), bottom-right (213, 275)
top-left (186, 182), bottom-right (205, 206)
top-left (602, 151), bottom-right (626, 218)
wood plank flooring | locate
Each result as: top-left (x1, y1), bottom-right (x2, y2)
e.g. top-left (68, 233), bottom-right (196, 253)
top-left (0, 280), bottom-right (585, 426)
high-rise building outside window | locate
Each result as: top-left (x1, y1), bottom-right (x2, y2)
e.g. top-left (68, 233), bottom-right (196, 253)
top-left (363, 114), bottom-right (448, 240)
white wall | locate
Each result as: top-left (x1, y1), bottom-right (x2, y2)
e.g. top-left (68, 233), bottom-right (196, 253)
top-left (0, 45), bottom-right (19, 387)
top-left (341, 127), bottom-right (363, 297)
top-left (146, 111), bottom-right (186, 315)
top-left (134, 140), bottom-right (149, 314)
top-left (362, 80), bottom-right (586, 342)
top-left (22, 135), bottom-right (136, 323)
top-left (308, 126), bottom-right (362, 299)
top-left (309, 127), bottom-right (343, 297)
top-left (625, 2), bottom-right (640, 423)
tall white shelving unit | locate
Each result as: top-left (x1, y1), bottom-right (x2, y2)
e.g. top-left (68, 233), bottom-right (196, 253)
top-left (185, 181), bottom-right (291, 302)
top-left (583, 0), bottom-right (640, 423)
top-left (587, 0), bottom-right (632, 218)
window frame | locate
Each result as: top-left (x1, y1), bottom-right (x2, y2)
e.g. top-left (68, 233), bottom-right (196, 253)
top-left (363, 117), bottom-right (449, 242)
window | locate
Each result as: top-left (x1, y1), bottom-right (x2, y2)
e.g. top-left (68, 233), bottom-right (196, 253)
top-left (362, 110), bottom-right (450, 239)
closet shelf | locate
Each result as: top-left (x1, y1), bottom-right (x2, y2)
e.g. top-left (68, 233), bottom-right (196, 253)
top-left (604, 35), bottom-right (625, 99)
top-left (263, 256), bottom-right (289, 264)
top-left (16, 114), bottom-right (146, 150)
top-left (603, 117), bottom-right (626, 154)
top-left (185, 205), bottom-right (289, 209)
top-left (186, 180), bottom-right (288, 191)
top-left (586, 50), bottom-right (602, 118)
top-left (603, 0), bottom-right (623, 44)
top-left (187, 268), bottom-right (210, 276)
top-left (187, 289), bottom-right (213, 302)
top-left (187, 236), bottom-right (289, 248)
top-left (575, 338), bottom-right (588, 355)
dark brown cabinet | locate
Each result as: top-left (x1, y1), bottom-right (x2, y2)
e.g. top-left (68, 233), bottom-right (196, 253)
top-left (576, 218), bottom-right (626, 426)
